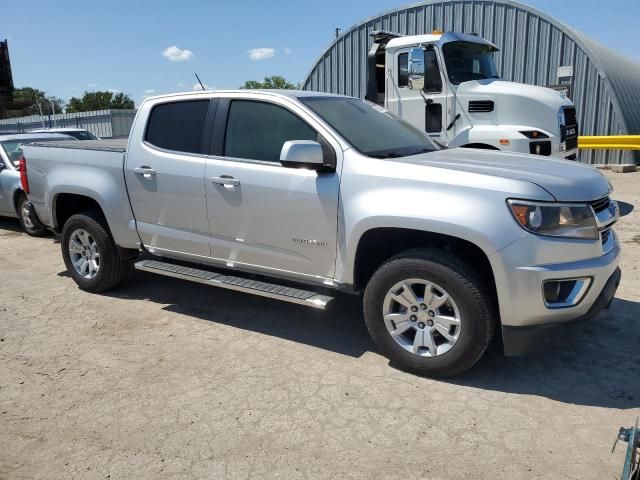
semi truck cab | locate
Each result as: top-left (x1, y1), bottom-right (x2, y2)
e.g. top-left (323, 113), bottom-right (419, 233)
top-left (366, 31), bottom-right (578, 159)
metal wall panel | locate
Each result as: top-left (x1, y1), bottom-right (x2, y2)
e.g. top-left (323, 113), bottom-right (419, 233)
top-left (0, 109), bottom-right (136, 138)
top-left (303, 0), bottom-right (640, 164)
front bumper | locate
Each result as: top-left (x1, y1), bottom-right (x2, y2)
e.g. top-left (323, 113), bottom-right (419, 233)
top-left (502, 267), bottom-right (621, 356)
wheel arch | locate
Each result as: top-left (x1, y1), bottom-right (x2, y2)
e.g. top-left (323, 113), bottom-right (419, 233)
top-left (12, 188), bottom-right (26, 215)
top-left (352, 227), bottom-right (498, 313)
top-left (52, 192), bottom-right (106, 233)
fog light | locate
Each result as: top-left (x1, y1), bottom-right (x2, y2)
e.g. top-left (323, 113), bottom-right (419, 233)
top-left (542, 278), bottom-right (591, 308)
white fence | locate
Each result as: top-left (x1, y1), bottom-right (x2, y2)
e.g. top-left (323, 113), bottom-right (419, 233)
top-left (0, 109), bottom-right (137, 138)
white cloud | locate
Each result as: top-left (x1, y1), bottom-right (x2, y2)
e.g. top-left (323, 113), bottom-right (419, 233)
top-left (108, 88), bottom-right (121, 94)
top-left (177, 83), bottom-right (185, 87)
top-left (162, 45), bottom-right (194, 62)
top-left (88, 83), bottom-right (97, 88)
top-left (192, 82), bottom-right (209, 91)
top-left (284, 47), bottom-right (293, 55)
top-left (144, 89), bottom-right (155, 94)
top-left (248, 48), bottom-right (275, 60)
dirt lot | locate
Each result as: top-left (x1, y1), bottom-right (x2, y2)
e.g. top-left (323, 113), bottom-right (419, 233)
top-left (1, 171), bottom-right (639, 480)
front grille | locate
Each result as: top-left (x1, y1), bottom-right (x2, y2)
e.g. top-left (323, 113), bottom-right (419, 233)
top-left (469, 100), bottom-right (494, 113)
top-left (590, 196), bottom-right (610, 213)
top-left (563, 107), bottom-right (577, 127)
top-left (601, 228), bottom-right (611, 244)
top-left (566, 136), bottom-right (578, 150)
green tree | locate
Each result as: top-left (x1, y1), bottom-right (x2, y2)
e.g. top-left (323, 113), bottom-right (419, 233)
top-left (66, 91), bottom-right (134, 113)
top-left (240, 76), bottom-right (299, 90)
top-left (6, 87), bottom-right (65, 118)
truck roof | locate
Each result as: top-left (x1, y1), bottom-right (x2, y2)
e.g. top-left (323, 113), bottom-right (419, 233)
top-left (385, 34), bottom-right (442, 49)
top-left (142, 89), bottom-right (348, 105)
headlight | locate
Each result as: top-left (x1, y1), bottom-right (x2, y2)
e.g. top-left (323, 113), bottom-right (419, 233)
top-left (507, 200), bottom-right (598, 240)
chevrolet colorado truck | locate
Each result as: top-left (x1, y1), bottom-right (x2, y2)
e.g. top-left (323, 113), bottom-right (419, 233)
top-left (21, 90), bottom-right (621, 377)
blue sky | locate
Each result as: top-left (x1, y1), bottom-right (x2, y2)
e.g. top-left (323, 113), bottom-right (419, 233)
top-left (3, 0), bottom-right (639, 106)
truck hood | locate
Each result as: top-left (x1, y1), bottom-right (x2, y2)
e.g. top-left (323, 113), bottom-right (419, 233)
top-left (400, 148), bottom-right (611, 202)
top-left (455, 79), bottom-right (572, 134)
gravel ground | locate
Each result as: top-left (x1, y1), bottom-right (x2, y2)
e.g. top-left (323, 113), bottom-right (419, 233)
top-left (1, 171), bottom-right (639, 480)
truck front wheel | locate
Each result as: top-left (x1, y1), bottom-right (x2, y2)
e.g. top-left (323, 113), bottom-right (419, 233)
top-left (17, 193), bottom-right (48, 237)
top-left (363, 248), bottom-right (496, 378)
top-left (61, 212), bottom-right (133, 292)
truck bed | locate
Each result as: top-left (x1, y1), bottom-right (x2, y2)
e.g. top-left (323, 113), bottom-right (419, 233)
top-left (30, 138), bottom-right (128, 153)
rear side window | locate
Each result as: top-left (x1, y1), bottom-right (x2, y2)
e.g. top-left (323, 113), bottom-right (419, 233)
top-left (145, 100), bottom-right (209, 154)
top-left (224, 100), bottom-right (317, 162)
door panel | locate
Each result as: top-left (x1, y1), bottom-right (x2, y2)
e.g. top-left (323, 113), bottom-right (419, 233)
top-left (0, 167), bottom-right (17, 214)
top-left (205, 159), bottom-right (339, 278)
top-left (205, 99), bottom-right (340, 279)
top-left (124, 99), bottom-right (211, 257)
top-left (391, 48), bottom-right (450, 142)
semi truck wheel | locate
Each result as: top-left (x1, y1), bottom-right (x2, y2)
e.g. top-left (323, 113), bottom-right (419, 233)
top-left (363, 248), bottom-right (496, 378)
top-left (61, 211), bottom-right (133, 292)
top-left (17, 193), bottom-right (48, 237)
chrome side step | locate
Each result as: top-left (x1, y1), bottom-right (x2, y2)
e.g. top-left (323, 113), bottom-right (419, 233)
top-left (134, 260), bottom-right (334, 310)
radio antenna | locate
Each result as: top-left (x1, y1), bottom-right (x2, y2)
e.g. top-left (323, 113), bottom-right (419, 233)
top-left (194, 73), bottom-right (206, 91)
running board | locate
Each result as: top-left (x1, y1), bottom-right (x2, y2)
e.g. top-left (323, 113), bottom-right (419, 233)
top-left (134, 260), bottom-right (334, 310)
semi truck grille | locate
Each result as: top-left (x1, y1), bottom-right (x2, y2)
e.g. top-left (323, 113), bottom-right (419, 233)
top-left (590, 196), bottom-right (610, 213)
top-left (562, 106), bottom-right (578, 150)
top-left (468, 100), bottom-right (494, 113)
top-left (563, 107), bottom-right (577, 126)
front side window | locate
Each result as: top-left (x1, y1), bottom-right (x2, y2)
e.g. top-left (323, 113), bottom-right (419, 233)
top-left (224, 100), bottom-right (317, 163)
top-left (442, 42), bottom-right (500, 85)
top-left (145, 100), bottom-right (209, 154)
top-left (424, 50), bottom-right (443, 93)
top-left (300, 97), bottom-right (436, 158)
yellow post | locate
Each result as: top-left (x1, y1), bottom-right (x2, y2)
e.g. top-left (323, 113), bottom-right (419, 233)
top-left (578, 136), bottom-right (640, 150)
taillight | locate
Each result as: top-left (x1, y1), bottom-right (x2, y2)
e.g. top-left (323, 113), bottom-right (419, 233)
top-left (18, 155), bottom-right (29, 194)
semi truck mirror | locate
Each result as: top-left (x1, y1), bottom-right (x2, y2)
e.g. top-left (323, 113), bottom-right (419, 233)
top-left (408, 48), bottom-right (425, 91)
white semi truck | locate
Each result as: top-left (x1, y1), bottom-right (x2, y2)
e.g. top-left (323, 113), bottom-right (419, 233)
top-left (365, 31), bottom-right (578, 159)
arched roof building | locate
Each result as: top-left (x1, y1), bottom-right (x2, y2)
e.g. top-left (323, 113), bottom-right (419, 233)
top-left (303, 0), bottom-right (640, 164)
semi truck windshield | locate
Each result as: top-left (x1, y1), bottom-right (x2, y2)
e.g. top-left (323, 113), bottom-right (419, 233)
top-left (442, 42), bottom-right (500, 85)
top-left (300, 97), bottom-right (436, 159)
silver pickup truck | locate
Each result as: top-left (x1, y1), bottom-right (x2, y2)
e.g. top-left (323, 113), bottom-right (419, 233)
top-left (22, 90), bottom-right (621, 377)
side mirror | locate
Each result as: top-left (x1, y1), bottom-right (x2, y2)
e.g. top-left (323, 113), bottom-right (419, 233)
top-left (280, 140), bottom-right (325, 170)
top-left (407, 47), bottom-right (425, 90)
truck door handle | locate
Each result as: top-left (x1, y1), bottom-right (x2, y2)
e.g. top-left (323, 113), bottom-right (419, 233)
top-left (211, 176), bottom-right (240, 189)
top-left (133, 166), bottom-right (156, 177)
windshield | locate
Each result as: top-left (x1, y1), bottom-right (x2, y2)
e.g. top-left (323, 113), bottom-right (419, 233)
top-left (442, 41), bottom-right (500, 85)
top-left (299, 97), bottom-right (436, 158)
top-left (1, 137), bottom-right (70, 166)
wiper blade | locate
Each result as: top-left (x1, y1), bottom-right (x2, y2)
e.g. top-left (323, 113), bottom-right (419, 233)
top-left (368, 152), bottom-right (404, 159)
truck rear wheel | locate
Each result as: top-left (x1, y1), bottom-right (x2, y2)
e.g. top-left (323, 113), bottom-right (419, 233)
top-left (363, 248), bottom-right (496, 378)
top-left (61, 211), bottom-right (133, 292)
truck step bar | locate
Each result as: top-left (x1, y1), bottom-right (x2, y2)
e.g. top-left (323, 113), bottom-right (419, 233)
top-left (134, 260), bottom-right (334, 310)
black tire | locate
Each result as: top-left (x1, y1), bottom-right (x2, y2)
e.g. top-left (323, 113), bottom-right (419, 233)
top-left (17, 193), bottom-right (48, 237)
top-left (61, 211), bottom-right (133, 292)
top-left (363, 248), bottom-right (496, 378)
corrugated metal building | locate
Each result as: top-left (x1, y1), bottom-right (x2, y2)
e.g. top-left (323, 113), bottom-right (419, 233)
top-left (303, 0), bottom-right (640, 164)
